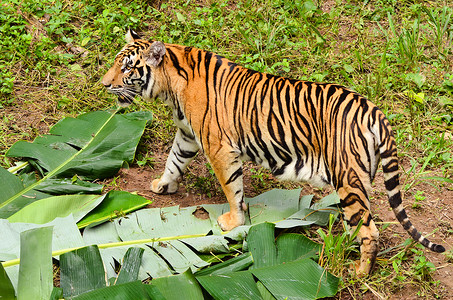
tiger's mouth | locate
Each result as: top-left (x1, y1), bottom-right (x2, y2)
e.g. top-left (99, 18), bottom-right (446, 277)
top-left (117, 95), bottom-right (134, 107)
top-left (106, 86), bottom-right (137, 107)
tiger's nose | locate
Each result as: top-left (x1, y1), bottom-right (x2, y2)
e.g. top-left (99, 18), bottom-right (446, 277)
top-left (101, 77), bottom-right (111, 88)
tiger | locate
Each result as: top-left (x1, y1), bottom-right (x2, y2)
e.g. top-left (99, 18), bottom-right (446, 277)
top-left (101, 29), bottom-right (445, 276)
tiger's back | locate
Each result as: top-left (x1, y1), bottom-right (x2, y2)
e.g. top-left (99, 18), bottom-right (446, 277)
top-left (102, 30), bottom-right (445, 276)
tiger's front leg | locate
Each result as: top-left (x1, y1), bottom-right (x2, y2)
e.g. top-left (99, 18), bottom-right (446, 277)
top-left (207, 147), bottom-right (247, 231)
top-left (151, 129), bottom-right (199, 194)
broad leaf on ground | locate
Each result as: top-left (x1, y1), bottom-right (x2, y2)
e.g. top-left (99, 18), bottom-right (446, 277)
top-left (60, 245), bottom-right (107, 299)
top-left (251, 259), bottom-right (340, 300)
top-left (77, 191), bottom-right (151, 229)
top-left (71, 281), bottom-right (156, 300)
top-left (1, 189), bottom-right (341, 299)
top-left (115, 247), bottom-right (144, 285)
top-left (7, 194), bottom-right (106, 224)
top-left (0, 263), bottom-right (15, 299)
top-left (152, 269), bottom-right (204, 300)
top-left (0, 110), bottom-right (152, 218)
top-left (197, 271), bottom-right (263, 300)
top-left (17, 227), bottom-right (53, 300)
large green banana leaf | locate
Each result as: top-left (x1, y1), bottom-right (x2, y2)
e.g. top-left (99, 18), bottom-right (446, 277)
top-left (0, 189), bottom-right (340, 298)
top-left (6, 191), bottom-right (150, 229)
top-left (0, 221), bottom-right (339, 299)
top-left (17, 227), bottom-right (54, 300)
top-left (0, 110), bottom-right (152, 218)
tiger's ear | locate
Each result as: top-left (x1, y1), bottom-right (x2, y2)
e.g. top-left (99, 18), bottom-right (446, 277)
top-left (144, 41), bottom-right (166, 67)
top-left (125, 28), bottom-right (141, 43)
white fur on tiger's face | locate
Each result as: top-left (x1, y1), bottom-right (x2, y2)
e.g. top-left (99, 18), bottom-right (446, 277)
top-left (102, 29), bottom-right (446, 277)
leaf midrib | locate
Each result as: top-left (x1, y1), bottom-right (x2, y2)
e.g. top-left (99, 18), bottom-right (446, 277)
top-left (0, 110), bottom-right (118, 211)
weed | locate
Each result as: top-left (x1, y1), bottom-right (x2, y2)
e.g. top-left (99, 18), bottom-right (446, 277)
top-left (136, 153), bottom-right (155, 168)
top-left (105, 175), bottom-right (121, 190)
top-left (412, 190), bottom-right (426, 209)
top-left (317, 214), bottom-right (360, 276)
top-left (388, 11), bottom-right (422, 68)
top-left (250, 167), bottom-right (271, 192)
top-left (185, 163), bottom-right (221, 198)
top-left (422, 6), bottom-right (453, 57)
top-left (446, 250), bottom-right (453, 263)
top-left (410, 245), bottom-right (436, 281)
top-left (402, 154), bottom-right (453, 192)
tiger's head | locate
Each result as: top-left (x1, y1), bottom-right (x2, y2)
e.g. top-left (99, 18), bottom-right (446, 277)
top-left (101, 29), bottom-right (166, 106)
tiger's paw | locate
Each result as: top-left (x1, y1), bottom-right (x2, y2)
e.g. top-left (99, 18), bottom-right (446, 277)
top-left (217, 211), bottom-right (244, 231)
top-left (151, 179), bottom-right (178, 194)
top-left (353, 259), bottom-right (373, 278)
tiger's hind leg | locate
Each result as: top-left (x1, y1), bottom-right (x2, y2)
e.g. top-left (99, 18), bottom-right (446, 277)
top-left (337, 178), bottom-right (379, 276)
top-left (151, 129), bottom-right (199, 194)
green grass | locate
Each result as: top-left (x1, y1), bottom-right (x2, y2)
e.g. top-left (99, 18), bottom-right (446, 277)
top-left (1, 0), bottom-right (452, 298)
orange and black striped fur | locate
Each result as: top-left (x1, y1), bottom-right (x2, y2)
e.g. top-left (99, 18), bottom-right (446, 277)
top-left (102, 30), bottom-right (445, 275)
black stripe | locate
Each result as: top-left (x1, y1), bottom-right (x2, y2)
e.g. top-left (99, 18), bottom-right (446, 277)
top-left (341, 193), bottom-right (368, 210)
top-left (410, 228), bottom-right (421, 241)
top-left (384, 174), bottom-right (399, 191)
top-left (172, 160), bottom-right (183, 176)
top-left (348, 209), bottom-right (365, 226)
top-left (225, 168), bottom-right (243, 185)
top-left (382, 161), bottom-right (398, 173)
top-left (402, 219), bottom-right (411, 231)
top-left (388, 192), bottom-right (402, 208)
top-left (167, 48), bottom-right (188, 81)
top-left (178, 149), bottom-right (197, 159)
top-left (380, 144), bottom-right (396, 159)
top-left (433, 244), bottom-right (446, 252)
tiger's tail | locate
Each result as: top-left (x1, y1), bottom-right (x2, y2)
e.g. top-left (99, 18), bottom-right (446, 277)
top-left (378, 115), bottom-right (445, 253)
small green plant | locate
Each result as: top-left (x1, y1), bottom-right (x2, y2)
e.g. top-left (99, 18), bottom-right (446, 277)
top-left (445, 250), bottom-right (453, 263)
top-left (317, 214), bottom-right (360, 276)
top-left (250, 167), bottom-right (271, 192)
top-left (1, 0), bottom-right (452, 298)
top-left (384, 239), bottom-right (439, 291)
top-left (412, 190), bottom-right (426, 208)
top-left (185, 163), bottom-right (220, 198)
top-left (136, 153), bottom-right (155, 168)
top-left (410, 245), bottom-right (436, 281)
top-left (0, 70), bottom-right (14, 102)
top-left (387, 11), bottom-right (422, 67)
top-left (106, 175), bottom-right (122, 190)
top-left (403, 153), bottom-right (453, 192)
top-left (422, 6), bottom-right (453, 57)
